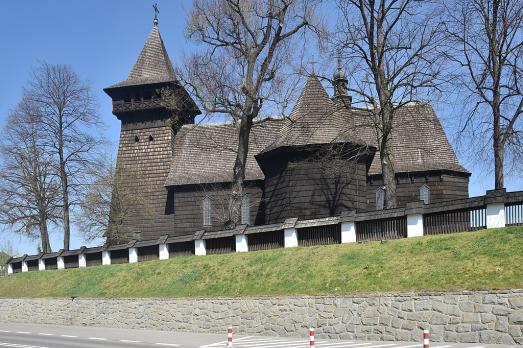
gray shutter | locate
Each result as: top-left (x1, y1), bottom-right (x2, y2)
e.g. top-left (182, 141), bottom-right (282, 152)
top-left (203, 196), bottom-right (211, 226)
top-left (420, 184), bottom-right (430, 204)
top-left (376, 188), bottom-right (385, 210)
top-left (241, 194), bottom-right (250, 225)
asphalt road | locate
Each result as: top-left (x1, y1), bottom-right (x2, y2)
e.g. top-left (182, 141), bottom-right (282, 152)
top-left (0, 323), bottom-right (518, 348)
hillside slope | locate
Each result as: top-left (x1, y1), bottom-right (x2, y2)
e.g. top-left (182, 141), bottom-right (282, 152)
top-left (0, 227), bottom-right (521, 298)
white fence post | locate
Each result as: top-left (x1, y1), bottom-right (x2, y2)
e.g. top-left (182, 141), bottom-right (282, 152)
top-left (159, 244), bottom-right (169, 260)
top-left (195, 239), bottom-right (206, 256)
top-left (340, 211), bottom-right (356, 243)
top-left (129, 247), bottom-right (138, 263)
top-left (283, 218), bottom-right (299, 248)
top-left (406, 201), bottom-right (424, 238)
top-left (485, 189), bottom-right (506, 229)
top-left (78, 254), bottom-right (86, 268)
top-left (7, 263), bottom-right (13, 275)
top-left (57, 256), bottom-right (65, 270)
top-left (235, 234), bottom-right (248, 252)
top-left (38, 258), bottom-right (46, 271)
top-left (21, 258), bottom-right (29, 273)
top-left (102, 250), bottom-right (111, 265)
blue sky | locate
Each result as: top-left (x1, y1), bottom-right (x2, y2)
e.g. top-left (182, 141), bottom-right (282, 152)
top-left (0, 1), bottom-right (521, 255)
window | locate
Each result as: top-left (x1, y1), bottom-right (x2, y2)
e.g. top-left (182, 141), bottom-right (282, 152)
top-left (420, 184), bottom-right (430, 204)
top-left (203, 196), bottom-right (211, 226)
top-left (376, 187), bottom-right (385, 210)
top-left (241, 194), bottom-right (250, 225)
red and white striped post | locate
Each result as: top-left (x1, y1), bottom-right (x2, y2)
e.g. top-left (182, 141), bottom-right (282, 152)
top-left (309, 328), bottom-right (315, 348)
top-left (423, 329), bottom-right (430, 348)
top-left (227, 326), bottom-right (233, 347)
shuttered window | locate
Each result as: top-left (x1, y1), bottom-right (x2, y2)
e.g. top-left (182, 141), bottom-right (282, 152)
top-left (376, 188), bottom-right (385, 210)
top-left (203, 196), bottom-right (212, 226)
top-left (420, 184), bottom-right (430, 204)
top-left (241, 194), bottom-right (250, 225)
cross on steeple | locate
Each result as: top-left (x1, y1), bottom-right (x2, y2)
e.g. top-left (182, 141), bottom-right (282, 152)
top-left (153, 3), bottom-right (160, 26)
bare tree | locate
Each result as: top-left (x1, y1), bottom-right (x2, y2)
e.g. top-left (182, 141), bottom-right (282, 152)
top-left (0, 96), bottom-right (61, 253)
top-left (26, 62), bottom-right (102, 250)
top-left (335, 0), bottom-right (446, 208)
top-left (444, 0), bottom-right (523, 189)
top-left (182, 0), bottom-right (320, 226)
top-left (77, 156), bottom-right (152, 246)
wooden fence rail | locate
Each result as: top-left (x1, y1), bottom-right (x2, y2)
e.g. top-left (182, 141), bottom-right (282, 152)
top-left (356, 217), bottom-right (407, 242)
top-left (424, 206), bottom-right (486, 235)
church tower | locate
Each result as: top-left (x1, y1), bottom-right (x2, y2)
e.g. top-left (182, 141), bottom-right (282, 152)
top-left (104, 16), bottom-right (200, 242)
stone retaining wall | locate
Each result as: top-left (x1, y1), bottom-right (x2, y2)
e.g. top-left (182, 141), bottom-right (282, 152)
top-left (1, 290), bottom-right (522, 344)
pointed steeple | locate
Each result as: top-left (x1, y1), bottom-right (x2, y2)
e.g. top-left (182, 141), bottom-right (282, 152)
top-left (108, 25), bottom-right (176, 89)
top-left (104, 19), bottom-right (200, 121)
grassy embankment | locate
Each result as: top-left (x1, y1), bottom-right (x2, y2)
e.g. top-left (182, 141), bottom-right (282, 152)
top-left (0, 227), bottom-right (521, 298)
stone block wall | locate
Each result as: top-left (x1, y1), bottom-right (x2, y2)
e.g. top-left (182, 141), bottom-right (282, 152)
top-left (0, 290), bottom-right (522, 344)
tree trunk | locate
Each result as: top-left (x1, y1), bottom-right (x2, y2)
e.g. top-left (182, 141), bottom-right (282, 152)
top-left (380, 125), bottom-right (398, 209)
top-left (58, 114), bottom-right (71, 251)
top-left (231, 111), bottom-right (254, 227)
top-left (493, 106), bottom-right (504, 189)
top-left (38, 213), bottom-right (51, 253)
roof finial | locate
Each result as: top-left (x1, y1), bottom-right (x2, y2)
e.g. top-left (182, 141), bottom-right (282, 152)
top-left (153, 3), bottom-right (160, 26)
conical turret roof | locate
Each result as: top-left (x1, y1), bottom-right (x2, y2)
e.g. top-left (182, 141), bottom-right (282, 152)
top-left (107, 24), bottom-right (176, 89)
top-left (261, 74), bottom-right (361, 153)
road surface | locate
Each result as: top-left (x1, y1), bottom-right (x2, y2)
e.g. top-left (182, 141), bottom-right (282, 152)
top-left (0, 323), bottom-right (517, 348)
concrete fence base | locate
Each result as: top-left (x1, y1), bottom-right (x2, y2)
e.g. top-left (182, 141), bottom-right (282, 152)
top-left (0, 290), bottom-right (522, 344)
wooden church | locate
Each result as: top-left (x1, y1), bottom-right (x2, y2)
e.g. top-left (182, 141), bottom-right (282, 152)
top-left (104, 19), bottom-right (470, 242)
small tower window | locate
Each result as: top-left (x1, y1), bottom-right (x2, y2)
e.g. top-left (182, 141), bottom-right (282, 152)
top-left (241, 194), bottom-right (250, 225)
top-left (376, 187), bottom-right (385, 210)
top-left (203, 196), bottom-right (212, 226)
top-left (134, 135), bottom-right (139, 142)
top-left (420, 184), bottom-right (430, 204)
top-left (148, 135), bottom-right (154, 142)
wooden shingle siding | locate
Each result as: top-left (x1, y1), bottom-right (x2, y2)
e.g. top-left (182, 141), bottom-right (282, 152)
top-left (367, 173), bottom-right (469, 209)
top-left (206, 236), bottom-right (235, 255)
top-left (172, 183), bottom-right (264, 235)
top-left (138, 245), bottom-right (159, 262)
top-left (298, 224), bottom-right (341, 246)
top-left (86, 253), bottom-right (102, 267)
top-left (110, 249), bottom-right (129, 264)
top-left (168, 241), bottom-right (194, 257)
top-left (247, 230), bottom-right (284, 251)
top-left (264, 157), bottom-right (367, 224)
top-left (114, 123), bottom-right (176, 242)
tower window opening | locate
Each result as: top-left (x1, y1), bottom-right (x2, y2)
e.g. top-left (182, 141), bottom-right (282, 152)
top-left (134, 135), bottom-right (140, 142)
top-left (149, 135), bottom-right (154, 141)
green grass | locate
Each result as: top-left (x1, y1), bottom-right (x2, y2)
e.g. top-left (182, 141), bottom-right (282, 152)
top-left (0, 227), bottom-right (522, 298)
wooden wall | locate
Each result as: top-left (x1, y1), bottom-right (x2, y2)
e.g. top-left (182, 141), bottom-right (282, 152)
top-left (263, 157), bottom-right (368, 224)
top-left (113, 118), bottom-right (176, 242)
top-left (171, 182), bottom-right (265, 236)
top-left (366, 172), bottom-right (469, 209)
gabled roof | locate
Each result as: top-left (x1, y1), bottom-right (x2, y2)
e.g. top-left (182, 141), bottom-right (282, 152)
top-left (164, 75), bottom-right (468, 187)
top-left (262, 75), bottom-right (363, 153)
top-left (107, 24), bottom-right (176, 89)
top-left (165, 119), bottom-right (283, 186)
top-left (334, 104), bottom-right (469, 175)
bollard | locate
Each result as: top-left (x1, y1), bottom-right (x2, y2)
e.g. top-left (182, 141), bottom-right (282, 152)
top-left (309, 328), bottom-right (315, 348)
top-left (227, 326), bottom-right (233, 347)
top-left (423, 329), bottom-right (429, 348)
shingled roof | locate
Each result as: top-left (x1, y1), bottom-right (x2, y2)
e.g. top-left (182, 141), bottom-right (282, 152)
top-left (165, 119), bottom-right (283, 186)
top-left (165, 75), bottom-right (468, 187)
top-left (262, 75), bottom-right (364, 153)
top-left (107, 24), bottom-right (176, 89)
